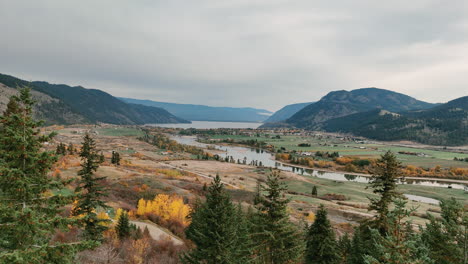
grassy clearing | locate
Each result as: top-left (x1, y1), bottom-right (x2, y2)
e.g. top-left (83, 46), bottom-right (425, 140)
top-left (286, 175), bottom-right (467, 206)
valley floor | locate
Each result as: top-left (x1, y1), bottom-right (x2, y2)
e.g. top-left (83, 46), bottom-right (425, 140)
top-left (48, 125), bottom-right (467, 243)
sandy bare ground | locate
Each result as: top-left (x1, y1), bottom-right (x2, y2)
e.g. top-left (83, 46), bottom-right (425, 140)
top-left (131, 221), bottom-right (184, 246)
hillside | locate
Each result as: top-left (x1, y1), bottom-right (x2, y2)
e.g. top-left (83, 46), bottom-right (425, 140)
top-left (119, 97), bottom-right (272, 122)
top-left (0, 73), bottom-right (189, 125)
top-left (0, 83), bottom-right (88, 125)
top-left (323, 97), bottom-right (468, 146)
top-left (286, 87), bottom-right (436, 129)
top-left (264, 102), bottom-right (312, 123)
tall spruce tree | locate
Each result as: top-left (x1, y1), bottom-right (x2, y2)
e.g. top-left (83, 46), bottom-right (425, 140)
top-left (116, 211), bottom-right (131, 240)
top-left (421, 198), bottom-right (467, 264)
top-left (252, 171), bottom-right (305, 264)
top-left (347, 228), bottom-right (366, 264)
top-left (305, 205), bottom-right (340, 264)
top-left (363, 199), bottom-right (433, 264)
top-left (0, 88), bottom-right (86, 263)
top-left (182, 174), bottom-right (252, 264)
top-left (73, 133), bottom-right (109, 242)
top-left (367, 151), bottom-right (401, 234)
top-left (337, 233), bottom-right (352, 264)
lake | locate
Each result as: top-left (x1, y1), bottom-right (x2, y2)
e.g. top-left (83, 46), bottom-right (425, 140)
top-left (147, 121), bottom-right (263, 129)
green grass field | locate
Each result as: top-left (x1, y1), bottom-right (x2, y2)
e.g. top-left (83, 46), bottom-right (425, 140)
top-left (206, 134), bottom-right (468, 169)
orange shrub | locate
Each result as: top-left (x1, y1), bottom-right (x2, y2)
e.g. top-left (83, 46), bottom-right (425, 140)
top-left (335, 157), bottom-right (353, 165)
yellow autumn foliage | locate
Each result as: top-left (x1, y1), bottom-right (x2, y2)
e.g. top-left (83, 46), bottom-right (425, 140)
top-left (136, 194), bottom-right (190, 226)
top-left (306, 212), bottom-right (316, 222)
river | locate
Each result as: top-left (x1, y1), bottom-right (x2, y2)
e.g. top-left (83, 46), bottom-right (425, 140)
top-left (172, 135), bottom-right (468, 205)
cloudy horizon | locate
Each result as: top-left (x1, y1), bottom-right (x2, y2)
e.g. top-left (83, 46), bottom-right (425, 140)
top-left (1, 0), bottom-right (467, 111)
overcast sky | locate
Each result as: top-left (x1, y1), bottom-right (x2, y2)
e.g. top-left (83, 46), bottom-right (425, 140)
top-left (1, 1), bottom-right (467, 111)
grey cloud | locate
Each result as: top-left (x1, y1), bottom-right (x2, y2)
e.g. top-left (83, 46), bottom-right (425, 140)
top-left (1, 0), bottom-right (467, 111)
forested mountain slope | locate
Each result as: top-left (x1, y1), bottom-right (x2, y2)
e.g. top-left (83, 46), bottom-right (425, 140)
top-left (0, 73), bottom-right (189, 125)
top-left (287, 87), bottom-right (436, 129)
top-left (323, 97), bottom-right (468, 146)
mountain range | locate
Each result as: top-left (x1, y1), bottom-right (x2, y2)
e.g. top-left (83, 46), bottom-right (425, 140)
top-left (285, 88), bottom-right (436, 129)
top-left (119, 97), bottom-right (272, 122)
top-left (263, 88), bottom-right (467, 146)
top-left (1, 72), bottom-right (466, 146)
top-left (0, 73), bottom-right (188, 125)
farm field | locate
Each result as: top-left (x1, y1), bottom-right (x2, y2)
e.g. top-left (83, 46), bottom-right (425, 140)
top-left (206, 134), bottom-right (468, 169)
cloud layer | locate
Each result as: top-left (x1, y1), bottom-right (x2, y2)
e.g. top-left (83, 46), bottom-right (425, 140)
top-left (1, 0), bottom-right (467, 110)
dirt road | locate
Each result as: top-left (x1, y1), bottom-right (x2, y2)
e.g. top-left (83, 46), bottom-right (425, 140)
top-left (131, 220), bottom-right (184, 246)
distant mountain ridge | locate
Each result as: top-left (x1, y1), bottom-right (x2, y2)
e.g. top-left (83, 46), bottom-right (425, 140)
top-left (322, 96), bottom-right (468, 146)
top-left (286, 87), bottom-right (436, 129)
top-left (0, 73), bottom-right (189, 125)
top-left (264, 102), bottom-right (313, 123)
top-left (261, 87), bottom-right (467, 146)
top-left (119, 97), bottom-right (272, 122)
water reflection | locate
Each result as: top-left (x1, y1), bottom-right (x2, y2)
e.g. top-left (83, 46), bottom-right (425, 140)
top-left (171, 136), bottom-right (467, 190)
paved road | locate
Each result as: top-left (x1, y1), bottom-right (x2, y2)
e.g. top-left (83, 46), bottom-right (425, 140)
top-left (131, 220), bottom-right (184, 246)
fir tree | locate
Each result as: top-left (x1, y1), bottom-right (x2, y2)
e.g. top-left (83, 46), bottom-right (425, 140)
top-left (73, 133), bottom-right (109, 242)
top-left (0, 88), bottom-right (87, 263)
top-left (421, 198), bottom-right (467, 264)
top-left (68, 143), bottom-right (74, 154)
top-left (56, 142), bottom-right (67, 155)
top-left (252, 171), bottom-right (305, 264)
top-left (143, 226), bottom-right (151, 238)
top-left (363, 199), bottom-right (433, 264)
top-left (312, 186), bottom-right (318, 196)
top-left (347, 228), bottom-right (366, 264)
top-left (182, 174), bottom-right (252, 264)
top-left (337, 233), bottom-right (352, 264)
top-left (116, 211), bottom-right (131, 240)
top-left (111, 151), bottom-right (120, 165)
top-left (305, 205), bottom-right (340, 264)
top-left (99, 152), bottom-right (105, 163)
top-left (367, 151), bottom-right (402, 234)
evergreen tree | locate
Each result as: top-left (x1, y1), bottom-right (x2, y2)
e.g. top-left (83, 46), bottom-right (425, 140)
top-left (111, 151), bottom-right (120, 165)
top-left (99, 152), bottom-right (105, 163)
top-left (347, 228), bottom-right (366, 264)
top-left (312, 186), bottom-right (318, 196)
top-left (116, 211), bottom-right (131, 240)
top-left (252, 171), bottom-right (305, 264)
top-left (73, 133), bottom-right (109, 242)
top-left (143, 226), bottom-right (151, 238)
top-left (337, 233), bottom-right (352, 264)
top-left (421, 198), bottom-right (467, 264)
top-left (68, 143), bottom-right (74, 154)
top-left (56, 142), bottom-right (67, 155)
top-left (367, 151), bottom-right (401, 234)
top-left (182, 174), bottom-right (252, 264)
top-left (363, 199), bottom-right (433, 264)
top-left (305, 205), bottom-right (340, 264)
top-left (0, 88), bottom-right (86, 263)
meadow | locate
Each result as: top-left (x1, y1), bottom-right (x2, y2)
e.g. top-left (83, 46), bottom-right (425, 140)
top-left (207, 134), bottom-right (468, 169)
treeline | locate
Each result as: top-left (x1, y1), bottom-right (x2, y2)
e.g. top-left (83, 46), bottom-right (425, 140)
top-left (139, 129), bottom-right (205, 155)
top-left (0, 88), bottom-right (113, 262)
top-left (276, 151), bottom-right (468, 180)
top-left (184, 151), bottom-right (468, 264)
